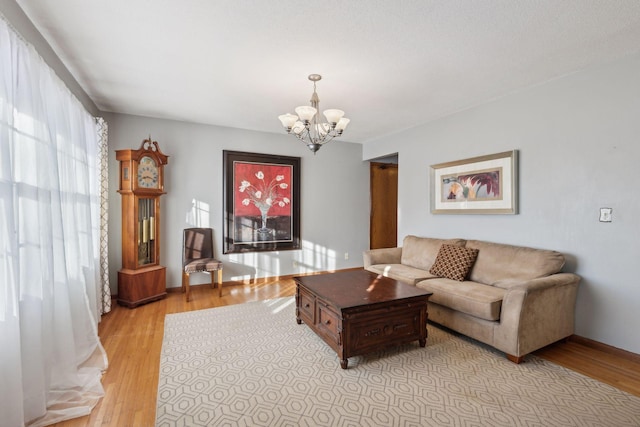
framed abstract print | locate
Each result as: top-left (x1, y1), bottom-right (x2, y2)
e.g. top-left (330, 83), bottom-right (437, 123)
top-left (430, 150), bottom-right (518, 214)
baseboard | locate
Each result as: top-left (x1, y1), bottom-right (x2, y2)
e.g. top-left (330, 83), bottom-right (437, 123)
top-left (165, 267), bottom-right (363, 293)
top-left (568, 334), bottom-right (640, 362)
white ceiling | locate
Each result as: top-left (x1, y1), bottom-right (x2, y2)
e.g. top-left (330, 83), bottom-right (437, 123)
top-left (15, 0), bottom-right (640, 144)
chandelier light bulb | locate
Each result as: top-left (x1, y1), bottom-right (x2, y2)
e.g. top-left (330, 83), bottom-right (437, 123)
top-left (278, 113), bottom-right (298, 131)
top-left (323, 109), bottom-right (344, 126)
top-left (294, 106), bottom-right (317, 123)
top-left (292, 121), bottom-right (305, 135)
top-left (335, 117), bottom-right (350, 133)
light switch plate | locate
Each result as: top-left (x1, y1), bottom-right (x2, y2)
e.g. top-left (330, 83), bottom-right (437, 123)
top-left (599, 207), bottom-right (612, 222)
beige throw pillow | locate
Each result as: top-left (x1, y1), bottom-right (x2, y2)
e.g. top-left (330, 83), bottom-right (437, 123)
top-left (429, 244), bottom-right (479, 281)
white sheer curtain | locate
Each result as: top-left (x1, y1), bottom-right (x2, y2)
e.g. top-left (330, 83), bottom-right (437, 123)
top-left (0, 15), bottom-right (108, 427)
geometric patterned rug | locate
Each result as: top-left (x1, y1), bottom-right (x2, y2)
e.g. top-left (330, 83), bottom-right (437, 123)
top-left (156, 297), bottom-right (640, 426)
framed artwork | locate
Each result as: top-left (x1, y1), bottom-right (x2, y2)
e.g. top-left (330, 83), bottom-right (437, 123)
top-left (430, 150), bottom-right (518, 214)
top-left (223, 150), bottom-right (301, 253)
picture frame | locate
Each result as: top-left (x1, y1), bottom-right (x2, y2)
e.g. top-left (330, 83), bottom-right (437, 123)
top-left (430, 150), bottom-right (518, 214)
top-left (223, 150), bottom-right (301, 253)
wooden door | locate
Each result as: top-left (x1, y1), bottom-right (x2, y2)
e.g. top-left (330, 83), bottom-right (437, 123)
top-left (370, 162), bottom-right (398, 249)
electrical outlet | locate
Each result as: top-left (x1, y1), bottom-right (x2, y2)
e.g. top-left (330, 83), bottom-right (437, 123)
top-left (293, 260), bottom-right (299, 268)
top-left (344, 252), bottom-right (349, 260)
top-left (599, 207), bottom-right (612, 222)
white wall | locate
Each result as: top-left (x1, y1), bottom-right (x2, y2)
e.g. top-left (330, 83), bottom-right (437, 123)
top-left (0, 0), bottom-right (99, 115)
top-left (106, 113), bottom-right (370, 291)
top-left (364, 53), bottom-right (640, 354)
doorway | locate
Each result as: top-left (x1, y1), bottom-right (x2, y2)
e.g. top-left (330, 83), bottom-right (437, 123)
top-left (370, 160), bottom-right (398, 249)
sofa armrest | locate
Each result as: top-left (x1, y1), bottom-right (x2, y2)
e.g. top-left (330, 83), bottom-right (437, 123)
top-left (494, 273), bottom-right (580, 357)
top-left (363, 247), bottom-right (402, 268)
top-left (508, 273), bottom-right (580, 293)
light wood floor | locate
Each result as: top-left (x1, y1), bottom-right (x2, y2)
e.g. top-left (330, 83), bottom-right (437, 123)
top-left (52, 276), bottom-right (640, 427)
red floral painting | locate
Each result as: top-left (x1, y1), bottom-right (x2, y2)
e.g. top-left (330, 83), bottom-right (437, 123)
top-left (224, 151), bottom-right (300, 253)
top-left (234, 162), bottom-right (292, 218)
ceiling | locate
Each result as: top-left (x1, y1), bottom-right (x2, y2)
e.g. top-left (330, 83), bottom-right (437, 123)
top-left (14, 0), bottom-right (640, 144)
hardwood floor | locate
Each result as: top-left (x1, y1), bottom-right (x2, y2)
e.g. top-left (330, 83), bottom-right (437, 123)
top-left (52, 276), bottom-right (640, 426)
top-left (534, 335), bottom-right (640, 397)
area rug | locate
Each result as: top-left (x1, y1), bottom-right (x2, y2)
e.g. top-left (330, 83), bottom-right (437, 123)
top-left (156, 297), bottom-right (640, 426)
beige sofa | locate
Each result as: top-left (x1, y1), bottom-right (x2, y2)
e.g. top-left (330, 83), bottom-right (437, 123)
top-left (363, 235), bottom-right (580, 363)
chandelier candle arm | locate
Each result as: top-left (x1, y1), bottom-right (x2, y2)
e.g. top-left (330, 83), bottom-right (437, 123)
top-left (292, 121), bottom-right (305, 135)
top-left (278, 74), bottom-right (350, 154)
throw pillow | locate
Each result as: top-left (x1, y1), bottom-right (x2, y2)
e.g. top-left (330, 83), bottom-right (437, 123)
top-left (429, 244), bottom-right (479, 281)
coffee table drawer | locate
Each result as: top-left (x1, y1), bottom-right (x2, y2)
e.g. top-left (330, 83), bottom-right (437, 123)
top-left (348, 310), bottom-right (423, 353)
top-left (297, 288), bottom-right (315, 323)
top-left (317, 300), bottom-right (340, 339)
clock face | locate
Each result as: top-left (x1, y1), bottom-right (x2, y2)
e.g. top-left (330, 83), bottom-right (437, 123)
top-left (137, 156), bottom-right (159, 188)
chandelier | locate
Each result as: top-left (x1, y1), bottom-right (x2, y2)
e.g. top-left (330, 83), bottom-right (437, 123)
top-left (278, 74), bottom-right (350, 154)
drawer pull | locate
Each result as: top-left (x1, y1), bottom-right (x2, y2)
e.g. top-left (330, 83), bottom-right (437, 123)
top-left (304, 303), bottom-right (310, 308)
top-left (325, 319), bottom-right (331, 325)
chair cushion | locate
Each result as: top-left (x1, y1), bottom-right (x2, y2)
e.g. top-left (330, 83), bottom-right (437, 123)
top-left (429, 244), bottom-right (479, 281)
top-left (417, 278), bottom-right (505, 321)
top-left (366, 264), bottom-right (437, 286)
top-left (184, 258), bottom-right (222, 274)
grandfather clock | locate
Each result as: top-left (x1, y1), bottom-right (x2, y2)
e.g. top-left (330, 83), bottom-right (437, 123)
top-left (116, 137), bottom-right (169, 308)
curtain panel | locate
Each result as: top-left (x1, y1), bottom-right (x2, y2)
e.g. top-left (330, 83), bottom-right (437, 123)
top-left (0, 15), bottom-right (108, 427)
top-left (96, 117), bottom-right (111, 315)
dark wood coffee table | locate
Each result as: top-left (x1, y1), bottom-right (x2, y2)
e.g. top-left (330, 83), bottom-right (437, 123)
top-left (294, 269), bottom-right (432, 369)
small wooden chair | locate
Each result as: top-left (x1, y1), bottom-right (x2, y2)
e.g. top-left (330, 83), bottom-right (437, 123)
top-left (182, 228), bottom-right (223, 301)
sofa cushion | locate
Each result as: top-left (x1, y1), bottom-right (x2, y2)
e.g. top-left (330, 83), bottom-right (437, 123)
top-left (366, 264), bottom-right (437, 286)
top-left (429, 244), bottom-right (479, 281)
top-left (417, 278), bottom-right (505, 321)
top-left (466, 240), bottom-right (565, 288)
top-left (400, 235), bottom-right (466, 271)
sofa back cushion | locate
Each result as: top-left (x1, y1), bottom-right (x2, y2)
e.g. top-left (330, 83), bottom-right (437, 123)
top-left (466, 240), bottom-right (565, 288)
top-left (401, 235), bottom-right (466, 271)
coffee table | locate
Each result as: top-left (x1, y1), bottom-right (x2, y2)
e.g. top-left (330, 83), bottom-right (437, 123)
top-left (294, 269), bottom-right (432, 369)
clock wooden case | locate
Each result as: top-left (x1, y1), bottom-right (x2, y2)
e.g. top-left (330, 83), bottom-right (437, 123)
top-left (116, 137), bottom-right (169, 308)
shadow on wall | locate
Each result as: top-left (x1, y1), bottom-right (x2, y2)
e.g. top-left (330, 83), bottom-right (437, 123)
top-left (186, 199), bottom-right (210, 227)
top-left (226, 239), bottom-right (338, 283)
top-left (298, 239), bottom-right (337, 273)
top-left (563, 253), bottom-right (579, 274)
